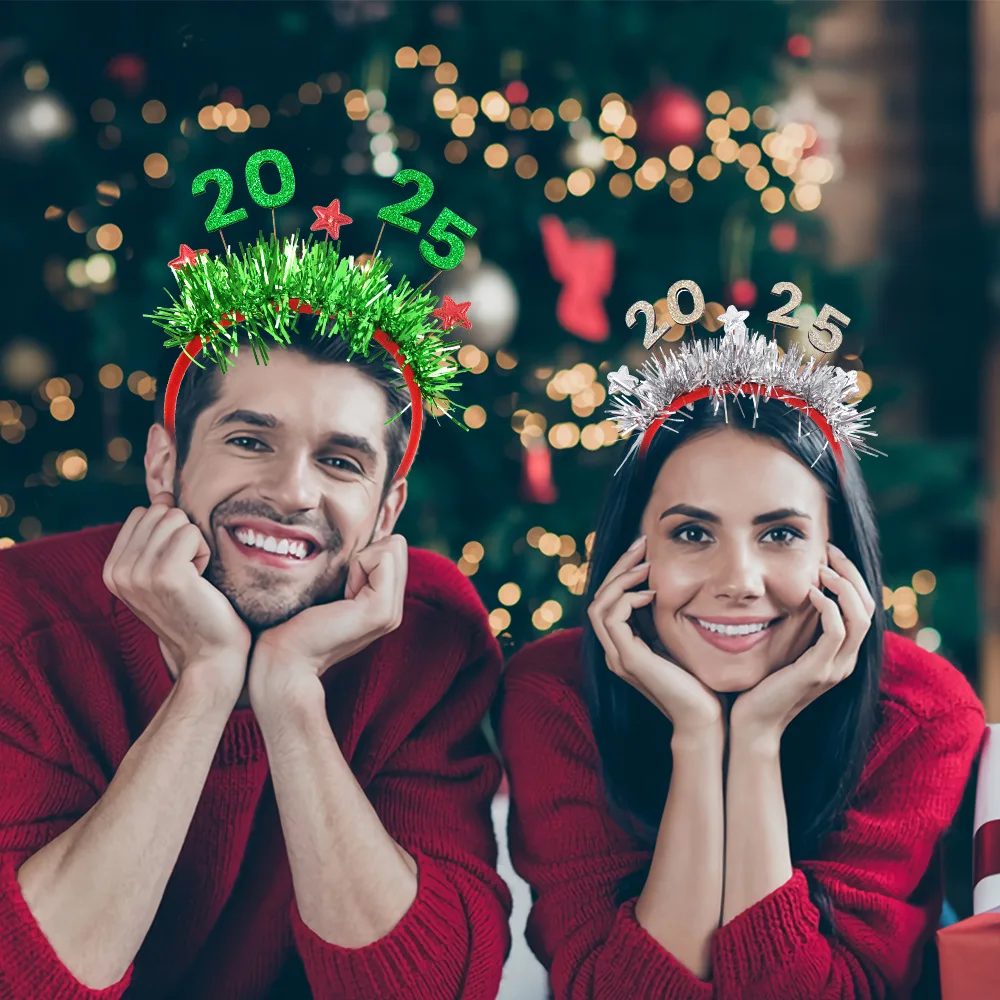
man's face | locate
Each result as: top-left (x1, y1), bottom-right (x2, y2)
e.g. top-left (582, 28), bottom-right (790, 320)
top-left (163, 350), bottom-right (398, 631)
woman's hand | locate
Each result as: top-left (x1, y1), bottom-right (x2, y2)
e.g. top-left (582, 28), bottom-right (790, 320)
top-left (730, 542), bottom-right (876, 750)
top-left (587, 536), bottom-right (725, 738)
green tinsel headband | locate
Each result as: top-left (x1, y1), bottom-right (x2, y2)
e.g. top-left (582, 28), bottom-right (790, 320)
top-left (148, 153), bottom-right (480, 480)
top-left (146, 233), bottom-right (464, 403)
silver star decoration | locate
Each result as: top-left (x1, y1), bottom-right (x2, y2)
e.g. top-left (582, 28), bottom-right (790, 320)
top-left (718, 305), bottom-right (750, 333)
top-left (607, 364), bottom-right (640, 395)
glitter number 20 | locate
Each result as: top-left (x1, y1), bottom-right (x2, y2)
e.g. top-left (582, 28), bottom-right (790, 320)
top-left (193, 149), bottom-right (297, 232)
top-left (377, 168), bottom-right (477, 271)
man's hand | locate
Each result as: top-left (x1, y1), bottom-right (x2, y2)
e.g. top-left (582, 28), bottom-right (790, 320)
top-left (249, 534), bottom-right (408, 705)
top-left (103, 492), bottom-right (251, 705)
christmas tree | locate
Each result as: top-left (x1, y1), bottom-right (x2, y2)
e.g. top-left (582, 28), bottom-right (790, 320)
top-left (0, 0), bottom-right (933, 658)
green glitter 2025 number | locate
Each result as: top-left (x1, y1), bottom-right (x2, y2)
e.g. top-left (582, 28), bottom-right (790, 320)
top-left (191, 168), bottom-right (249, 232)
top-left (192, 150), bottom-right (297, 233)
top-left (245, 149), bottom-right (296, 209)
top-left (377, 168), bottom-right (476, 270)
top-left (377, 169), bottom-right (434, 235)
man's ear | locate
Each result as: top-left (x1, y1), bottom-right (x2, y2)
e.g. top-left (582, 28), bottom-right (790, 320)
top-left (371, 477), bottom-right (407, 541)
top-left (145, 422), bottom-right (179, 503)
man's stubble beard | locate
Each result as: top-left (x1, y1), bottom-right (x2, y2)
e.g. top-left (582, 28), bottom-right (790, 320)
top-left (174, 469), bottom-right (350, 634)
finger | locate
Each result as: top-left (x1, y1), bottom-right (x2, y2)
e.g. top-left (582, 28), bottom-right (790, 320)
top-left (807, 585), bottom-right (848, 668)
top-left (604, 590), bottom-right (657, 652)
top-left (591, 561), bottom-right (650, 618)
top-left (827, 544), bottom-right (876, 617)
top-left (819, 565), bottom-right (870, 658)
top-left (594, 536), bottom-right (647, 602)
top-left (149, 491), bottom-right (175, 509)
top-left (588, 603), bottom-right (623, 674)
top-left (136, 507), bottom-right (191, 568)
top-left (119, 504), bottom-right (173, 570)
top-left (157, 521), bottom-right (212, 580)
top-left (103, 506), bottom-right (148, 586)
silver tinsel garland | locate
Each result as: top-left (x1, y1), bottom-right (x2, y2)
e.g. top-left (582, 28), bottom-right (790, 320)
top-left (606, 306), bottom-right (883, 464)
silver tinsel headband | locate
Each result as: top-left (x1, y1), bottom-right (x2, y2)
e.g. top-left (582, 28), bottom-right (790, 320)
top-left (605, 305), bottom-right (883, 470)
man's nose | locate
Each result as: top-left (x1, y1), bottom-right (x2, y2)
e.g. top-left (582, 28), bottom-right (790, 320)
top-left (256, 449), bottom-right (323, 513)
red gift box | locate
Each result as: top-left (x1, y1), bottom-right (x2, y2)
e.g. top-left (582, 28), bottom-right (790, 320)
top-left (937, 911), bottom-right (1000, 1000)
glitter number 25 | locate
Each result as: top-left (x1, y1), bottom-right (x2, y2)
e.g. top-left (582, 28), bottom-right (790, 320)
top-left (193, 149), bottom-right (297, 233)
top-left (377, 168), bottom-right (477, 271)
top-left (768, 282), bottom-right (851, 354)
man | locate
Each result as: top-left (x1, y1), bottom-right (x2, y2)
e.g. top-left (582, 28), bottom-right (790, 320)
top-left (0, 327), bottom-right (512, 999)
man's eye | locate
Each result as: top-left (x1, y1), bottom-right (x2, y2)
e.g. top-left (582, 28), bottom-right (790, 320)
top-left (227, 436), bottom-right (266, 451)
top-left (321, 457), bottom-right (362, 474)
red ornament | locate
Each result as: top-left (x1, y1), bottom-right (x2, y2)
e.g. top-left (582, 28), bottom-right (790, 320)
top-left (521, 439), bottom-right (558, 505)
top-left (729, 279), bottom-right (757, 309)
top-left (104, 54), bottom-right (147, 96)
top-left (311, 199), bottom-right (354, 240)
top-left (787, 35), bottom-right (812, 59)
top-left (539, 216), bottom-right (615, 342)
top-left (505, 81), bottom-right (529, 105)
top-left (637, 86), bottom-right (705, 153)
top-left (431, 295), bottom-right (473, 330)
top-left (769, 222), bottom-right (798, 253)
top-left (168, 244), bottom-right (209, 271)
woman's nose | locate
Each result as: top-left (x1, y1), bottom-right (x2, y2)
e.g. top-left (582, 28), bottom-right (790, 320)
top-left (712, 542), bottom-right (766, 599)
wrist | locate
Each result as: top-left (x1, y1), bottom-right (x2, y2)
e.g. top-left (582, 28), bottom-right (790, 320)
top-left (671, 718), bottom-right (726, 757)
top-left (729, 713), bottom-right (783, 760)
top-left (174, 662), bottom-right (243, 719)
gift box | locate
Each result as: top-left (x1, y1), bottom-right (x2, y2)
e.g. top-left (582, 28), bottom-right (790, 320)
top-left (937, 724), bottom-right (1000, 1000)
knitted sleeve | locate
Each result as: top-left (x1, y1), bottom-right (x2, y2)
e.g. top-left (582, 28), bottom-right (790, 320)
top-left (710, 700), bottom-right (985, 999)
top-left (0, 640), bottom-right (132, 1000)
top-left (497, 642), bottom-right (714, 1000)
top-left (289, 622), bottom-right (512, 1000)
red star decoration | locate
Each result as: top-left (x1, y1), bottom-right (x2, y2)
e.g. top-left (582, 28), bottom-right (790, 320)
top-left (431, 295), bottom-right (473, 331)
top-left (310, 199), bottom-right (354, 240)
top-left (168, 244), bottom-right (209, 271)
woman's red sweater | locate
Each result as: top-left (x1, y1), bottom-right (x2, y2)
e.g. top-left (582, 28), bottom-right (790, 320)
top-left (497, 627), bottom-right (984, 1000)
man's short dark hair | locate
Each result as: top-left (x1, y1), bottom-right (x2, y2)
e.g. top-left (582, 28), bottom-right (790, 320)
top-left (154, 318), bottom-right (413, 493)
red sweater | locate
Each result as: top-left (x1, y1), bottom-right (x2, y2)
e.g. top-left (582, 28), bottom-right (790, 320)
top-left (498, 627), bottom-right (985, 1000)
top-left (0, 523), bottom-right (511, 1000)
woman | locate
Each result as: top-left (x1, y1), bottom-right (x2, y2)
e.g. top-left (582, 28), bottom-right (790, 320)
top-left (497, 393), bottom-right (984, 999)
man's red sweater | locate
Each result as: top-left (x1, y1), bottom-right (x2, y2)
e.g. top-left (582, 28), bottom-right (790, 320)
top-left (0, 523), bottom-right (511, 1000)
top-left (498, 627), bottom-right (985, 1000)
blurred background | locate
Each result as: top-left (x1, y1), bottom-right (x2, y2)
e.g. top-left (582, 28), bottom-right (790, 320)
top-left (1, 0), bottom-right (999, 934)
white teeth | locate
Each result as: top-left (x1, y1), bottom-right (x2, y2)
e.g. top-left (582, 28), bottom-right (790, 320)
top-left (696, 618), bottom-right (771, 636)
top-left (233, 528), bottom-right (311, 560)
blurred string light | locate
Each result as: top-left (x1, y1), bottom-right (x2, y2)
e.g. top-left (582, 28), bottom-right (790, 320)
top-left (879, 571), bottom-right (939, 644)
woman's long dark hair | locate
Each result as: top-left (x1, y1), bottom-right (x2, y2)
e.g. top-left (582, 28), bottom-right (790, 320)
top-left (582, 396), bottom-right (884, 930)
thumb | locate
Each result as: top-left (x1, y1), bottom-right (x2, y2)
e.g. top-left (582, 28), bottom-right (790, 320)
top-left (149, 490), bottom-right (175, 509)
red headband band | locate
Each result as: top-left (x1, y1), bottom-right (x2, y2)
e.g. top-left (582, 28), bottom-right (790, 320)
top-left (637, 383), bottom-right (845, 467)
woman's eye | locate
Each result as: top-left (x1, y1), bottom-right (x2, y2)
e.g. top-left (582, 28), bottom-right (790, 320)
top-left (672, 524), bottom-right (710, 544)
top-left (763, 526), bottom-right (802, 545)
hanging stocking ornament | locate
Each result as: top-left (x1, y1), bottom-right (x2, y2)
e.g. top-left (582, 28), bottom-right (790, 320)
top-left (539, 215), bottom-right (615, 342)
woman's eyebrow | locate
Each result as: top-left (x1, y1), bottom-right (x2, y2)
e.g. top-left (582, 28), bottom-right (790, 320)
top-left (752, 507), bottom-right (811, 525)
top-left (658, 504), bottom-right (811, 524)
top-left (659, 503), bottom-right (719, 522)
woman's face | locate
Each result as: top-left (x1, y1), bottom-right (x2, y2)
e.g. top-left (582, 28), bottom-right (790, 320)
top-left (639, 426), bottom-right (830, 693)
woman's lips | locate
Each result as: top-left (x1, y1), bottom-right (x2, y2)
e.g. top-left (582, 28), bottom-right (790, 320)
top-left (687, 615), bottom-right (782, 653)
top-left (223, 526), bottom-right (319, 570)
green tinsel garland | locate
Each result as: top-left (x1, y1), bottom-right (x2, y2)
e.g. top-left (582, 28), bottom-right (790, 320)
top-left (145, 233), bottom-right (464, 408)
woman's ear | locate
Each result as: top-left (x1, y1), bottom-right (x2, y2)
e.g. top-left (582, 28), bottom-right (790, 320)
top-left (144, 422), bottom-right (178, 503)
